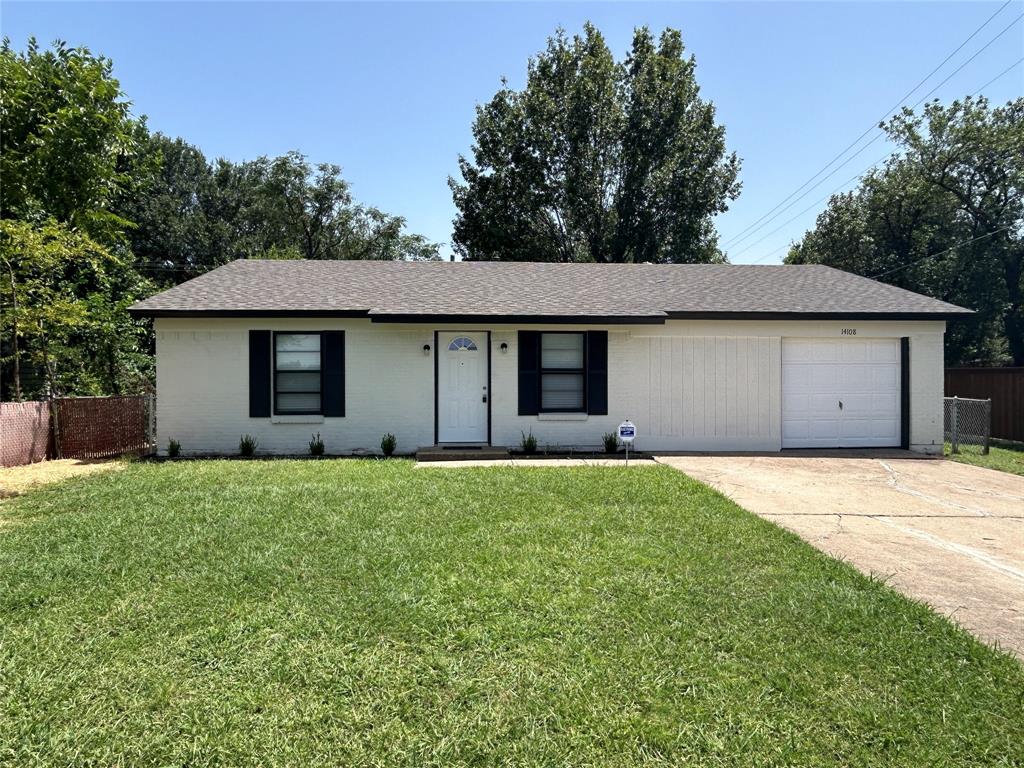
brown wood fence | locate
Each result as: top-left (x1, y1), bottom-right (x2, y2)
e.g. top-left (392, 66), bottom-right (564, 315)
top-left (944, 367), bottom-right (1024, 442)
top-left (0, 401), bottom-right (53, 466)
top-left (1, 395), bottom-right (155, 466)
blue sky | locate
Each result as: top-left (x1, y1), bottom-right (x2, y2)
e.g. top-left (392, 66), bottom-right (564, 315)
top-left (3, 2), bottom-right (1022, 262)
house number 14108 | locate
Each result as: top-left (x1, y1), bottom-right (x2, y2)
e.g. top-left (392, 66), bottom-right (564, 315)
top-left (840, 328), bottom-right (857, 336)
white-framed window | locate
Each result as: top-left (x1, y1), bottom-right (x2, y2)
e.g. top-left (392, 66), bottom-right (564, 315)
top-left (274, 332), bottom-right (322, 415)
top-left (540, 332), bottom-right (585, 411)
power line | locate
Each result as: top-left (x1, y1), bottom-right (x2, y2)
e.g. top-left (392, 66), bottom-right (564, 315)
top-left (727, 13), bottom-right (1024, 254)
top-left (729, 40), bottom-right (1024, 264)
top-left (971, 55), bottom-right (1024, 96)
top-left (906, 12), bottom-right (1024, 107)
top-left (734, 152), bottom-right (893, 263)
top-left (868, 227), bottom-right (1012, 280)
top-left (722, 0), bottom-right (1018, 250)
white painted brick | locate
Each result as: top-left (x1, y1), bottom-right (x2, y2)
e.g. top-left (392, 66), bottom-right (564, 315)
top-left (155, 318), bottom-right (946, 455)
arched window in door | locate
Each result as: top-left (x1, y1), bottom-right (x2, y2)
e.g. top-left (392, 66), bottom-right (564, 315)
top-left (447, 336), bottom-right (478, 352)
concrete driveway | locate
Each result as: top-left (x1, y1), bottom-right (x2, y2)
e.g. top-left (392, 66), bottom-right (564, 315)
top-left (656, 452), bottom-right (1024, 658)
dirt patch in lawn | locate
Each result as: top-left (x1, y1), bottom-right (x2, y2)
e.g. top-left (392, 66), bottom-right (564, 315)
top-left (0, 459), bottom-right (123, 499)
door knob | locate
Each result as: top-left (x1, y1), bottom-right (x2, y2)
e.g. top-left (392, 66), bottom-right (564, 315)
top-left (482, 395), bottom-right (487, 403)
top-left (839, 400), bottom-right (843, 410)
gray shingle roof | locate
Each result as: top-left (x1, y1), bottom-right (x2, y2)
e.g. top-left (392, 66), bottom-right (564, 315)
top-left (128, 260), bottom-right (971, 321)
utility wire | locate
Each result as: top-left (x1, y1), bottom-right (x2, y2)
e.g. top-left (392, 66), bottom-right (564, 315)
top-left (970, 55), bottom-right (1024, 96)
top-left (734, 152), bottom-right (893, 263)
top-left (906, 12), bottom-right (1024, 107)
top-left (868, 227), bottom-right (1011, 280)
top-left (730, 27), bottom-right (1024, 262)
top-left (722, 0), bottom-right (1018, 250)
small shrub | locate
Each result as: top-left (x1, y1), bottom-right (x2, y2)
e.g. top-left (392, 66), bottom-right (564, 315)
top-left (520, 430), bottom-right (538, 455)
top-left (381, 433), bottom-right (397, 457)
top-left (602, 432), bottom-right (619, 454)
top-left (239, 434), bottom-right (258, 457)
top-left (167, 438), bottom-right (181, 458)
top-left (309, 432), bottom-right (325, 456)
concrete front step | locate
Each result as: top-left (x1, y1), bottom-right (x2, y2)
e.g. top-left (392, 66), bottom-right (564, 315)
top-left (416, 445), bottom-right (511, 462)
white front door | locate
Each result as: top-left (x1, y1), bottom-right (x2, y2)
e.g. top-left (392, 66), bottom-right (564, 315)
top-left (438, 332), bottom-right (488, 443)
top-left (782, 338), bottom-right (901, 448)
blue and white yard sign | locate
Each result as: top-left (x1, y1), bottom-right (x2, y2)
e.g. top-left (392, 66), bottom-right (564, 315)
top-left (618, 420), bottom-right (636, 443)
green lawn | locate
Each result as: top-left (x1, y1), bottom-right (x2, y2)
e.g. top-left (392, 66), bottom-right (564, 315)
top-left (1, 461), bottom-right (1021, 766)
top-left (947, 439), bottom-right (1024, 477)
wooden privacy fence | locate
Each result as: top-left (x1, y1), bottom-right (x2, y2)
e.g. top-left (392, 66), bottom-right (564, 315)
top-left (1, 395), bottom-right (155, 466)
top-left (944, 367), bottom-right (1023, 443)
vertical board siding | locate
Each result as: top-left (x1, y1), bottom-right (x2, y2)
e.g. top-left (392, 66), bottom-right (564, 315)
top-left (944, 367), bottom-right (1024, 442)
top-left (646, 336), bottom-right (777, 438)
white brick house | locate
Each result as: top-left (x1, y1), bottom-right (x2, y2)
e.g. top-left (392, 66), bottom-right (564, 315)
top-left (129, 261), bottom-right (969, 456)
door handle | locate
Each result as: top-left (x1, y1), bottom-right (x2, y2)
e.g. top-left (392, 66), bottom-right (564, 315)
top-left (838, 400), bottom-right (843, 410)
top-left (482, 395), bottom-right (487, 403)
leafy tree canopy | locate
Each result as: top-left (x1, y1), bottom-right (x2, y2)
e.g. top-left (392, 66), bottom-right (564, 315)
top-left (1, 39), bottom-right (439, 399)
top-left (0, 37), bottom-right (146, 244)
top-left (0, 219), bottom-right (153, 397)
top-left (450, 23), bottom-right (741, 263)
top-left (119, 137), bottom-right (440, 285)
top-left (788, 97), bottom-right (1023, 366)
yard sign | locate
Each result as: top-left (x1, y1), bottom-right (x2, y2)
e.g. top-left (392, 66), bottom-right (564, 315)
top-left (618, 419), bottom-right (636, 465)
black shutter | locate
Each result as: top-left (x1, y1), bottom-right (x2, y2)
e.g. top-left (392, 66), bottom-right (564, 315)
top-left (586, 331), bottom-right (608, 415)
top-left (248, 330), bottom-right (271, 418)
top-left (322, 331), bottom-right (345, 417)
top-left (518, 331), bottom-right (541, 415)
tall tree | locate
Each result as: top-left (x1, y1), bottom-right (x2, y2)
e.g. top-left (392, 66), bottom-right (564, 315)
top-left (788, 97), bottom-right (1023, 366)
top-left (0, 38), bottom-right (145, 243)
top-left (119, 138), bottom-right (440, 284)
top-left (0, 220), bottom-right (152, 397)
top-left (0, 38), bottom-right (152, 399)
top-left (450, 24), bottom-right (741, 263)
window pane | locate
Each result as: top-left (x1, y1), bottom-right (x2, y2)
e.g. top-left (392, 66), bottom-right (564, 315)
top-left (276, 333), bottom-right (321, 353)
top-left (542, 333), bottom-right (583, 369)
top-left (542, 373), bottom-right (584, 410)
top-left (275, 371), bottom-right (320, 393)
top-left (276, 393), bottom-right (321, 413)
top-left (276, 351), bottom-right (321, 371)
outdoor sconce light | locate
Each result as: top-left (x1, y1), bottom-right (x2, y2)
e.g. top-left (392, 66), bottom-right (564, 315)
top-left (500, 342), bottom-right (509, 353)
top-left (423, 343), bottom-right (431, 356)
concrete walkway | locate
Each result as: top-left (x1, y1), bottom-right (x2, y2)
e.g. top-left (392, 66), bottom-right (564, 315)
top-left (656, 453), bottom-right (1024, 658)
top-left (415, 457), bottom-right (659, 468)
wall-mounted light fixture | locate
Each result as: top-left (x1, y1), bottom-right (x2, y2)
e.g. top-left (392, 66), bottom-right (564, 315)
top-left (423, 344), bottom-right (431, 356)
top-left (500, 342), bottom-right (509, 353)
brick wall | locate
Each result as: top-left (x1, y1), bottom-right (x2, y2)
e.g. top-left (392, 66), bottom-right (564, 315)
top-left (1, 401), bottom-right (52, 466)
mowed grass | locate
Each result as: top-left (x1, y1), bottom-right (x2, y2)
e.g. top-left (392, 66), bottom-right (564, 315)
top-left (947, 439), bottom-right (1024, 477)
top-left (1, 461), bottom-right (1021, 767)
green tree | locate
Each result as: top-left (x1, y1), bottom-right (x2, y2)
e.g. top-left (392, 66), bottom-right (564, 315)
top-left (788, 97), bottom-right (1023, 366)
top-left (239, 152), bottom-right (440, 262)
top-left (450, 23), bottom-right (741, 263)
top-left (115, 133), bottom-right (230, 284)
top-left (0, 220), bottom-right (152, 397)
top-left (1, 38), bottom-right (153, 399)
top-left (120, 139), bottom-right (440, 282)
top-left (0, 38), bottom-right (145, 243)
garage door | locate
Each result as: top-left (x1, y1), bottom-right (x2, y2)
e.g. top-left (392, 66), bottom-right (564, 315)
top-left (782, 339), bottom-right (901, 448)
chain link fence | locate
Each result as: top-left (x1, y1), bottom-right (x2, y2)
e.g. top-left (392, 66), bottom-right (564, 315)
top-left (944, 396), bottom-right (991, 455)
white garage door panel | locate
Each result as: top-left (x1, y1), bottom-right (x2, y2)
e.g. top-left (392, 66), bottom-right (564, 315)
top-left (782, 338), bottom-right (901, 448)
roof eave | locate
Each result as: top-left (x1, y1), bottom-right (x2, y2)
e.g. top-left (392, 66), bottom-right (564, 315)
top-left (367, 313), bottom-right (668, 325)
top-left (664, 310), bottom-right (973, 321)
top-left (127, 308), bottom-right (372, 319)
